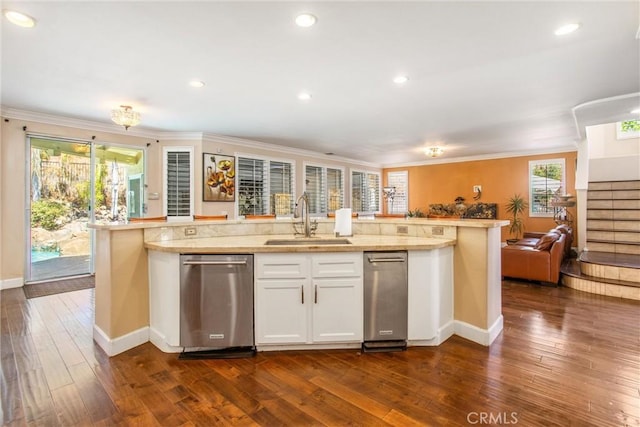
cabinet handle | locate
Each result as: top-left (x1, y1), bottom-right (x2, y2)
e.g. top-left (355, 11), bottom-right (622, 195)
top-left (301, 286), bottom-right (304, 304)
top-left (314, 285), bottom-right (318, 304)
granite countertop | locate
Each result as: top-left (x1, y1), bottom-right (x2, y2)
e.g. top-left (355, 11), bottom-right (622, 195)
top-left (144, 234), bottom-right (456, 253)
top-left (90, 217), bottom-right (509, 230)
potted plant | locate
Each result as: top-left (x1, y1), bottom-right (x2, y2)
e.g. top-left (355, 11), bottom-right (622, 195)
top-left (505, 194), bottom-right (528, 244)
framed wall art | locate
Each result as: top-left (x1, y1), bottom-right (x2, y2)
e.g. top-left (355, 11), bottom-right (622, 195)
top-left (203, 153), bottom-right (235, 202)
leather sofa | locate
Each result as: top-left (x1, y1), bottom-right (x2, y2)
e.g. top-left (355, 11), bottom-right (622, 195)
top-left (501, 229), bottom-right (567, 285)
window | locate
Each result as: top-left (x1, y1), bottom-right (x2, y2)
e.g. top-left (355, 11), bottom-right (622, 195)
top-left (305, 164), bottom-right (344, 215)
top-left (386, 171), bottom-right (408, 214)
top-left (351, 170), bottom-right (380, 213)
top-left (616, 120), bottom-right (640, 139)
top-left (237, 155), bottom-right (295, 216)
top-left (163, 146), bottom-right (194, 220)
top-left (529, 158), bottom-right (565, 216)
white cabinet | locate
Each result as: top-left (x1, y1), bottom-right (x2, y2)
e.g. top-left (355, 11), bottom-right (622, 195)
top-left (407, 246), bottom-right (454, 345)
top-left (255, 252), bottom-right (363, 346)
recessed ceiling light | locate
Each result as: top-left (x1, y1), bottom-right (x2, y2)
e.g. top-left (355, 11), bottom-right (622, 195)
top-left (189, 80), bottom-right (205, 88)
top-left (554, 23), bottom-right (580, 36)
top-left (295, 13), bottom-right (317, 28)
top-left (3, 10), bottom-right (36, 28)
top-left (298, 92), bottom-right (312, 101)
top-left (393, 75), bottom-right (409, 85)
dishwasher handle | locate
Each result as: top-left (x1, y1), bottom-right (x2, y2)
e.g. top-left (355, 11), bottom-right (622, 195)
top-left (367, 257), bottom-right (406, 263)
top-left (182, 260), bottom-right (248, 266)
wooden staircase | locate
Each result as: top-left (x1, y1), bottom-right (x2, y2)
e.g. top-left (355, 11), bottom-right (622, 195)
top-left (561, 180), bottom-right (640, 300)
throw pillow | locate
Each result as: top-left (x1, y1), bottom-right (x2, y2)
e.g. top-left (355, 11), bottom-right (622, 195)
top-left (534, 232), bottom-right (560, 251)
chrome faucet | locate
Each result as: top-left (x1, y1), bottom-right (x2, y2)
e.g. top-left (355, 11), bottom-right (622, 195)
top-left (294, 191), bottom-right (315, 237)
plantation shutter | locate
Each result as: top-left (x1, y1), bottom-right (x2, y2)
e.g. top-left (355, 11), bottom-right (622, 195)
top-left (352, 171), bottom-right (380, 213)
top-left (270, 161), bottom-right (294, 215)
top-left (327, 168), bottom-right (344, 212)
top-left (238, 157), bottom-right (268, 215)
top-left (305, 165), bottom-right (325, 214)
top-left (387, 171), bottom-right (408, 214)
top-left (366, 172), bottom-right (380, 212)
top-left (166, 150), bottom-right (192, 218)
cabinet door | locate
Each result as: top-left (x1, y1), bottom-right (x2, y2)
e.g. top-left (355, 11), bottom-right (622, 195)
top-left (255, 278), bottom-right (308, 344)
top-left (312, 277), bottom-right (363, 343)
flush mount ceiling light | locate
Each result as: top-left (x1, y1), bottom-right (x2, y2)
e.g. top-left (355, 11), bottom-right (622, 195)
top-left (425, 146), bottom-right (444, 157)
top-left (393, 75), bottom-right (409, 85)
top-left (631, 108), bottom-right (640, 114)
top-left (189, 80), bottom-right (205, 88)
top-left (554, 23), bottom-right (581, 36)
top-left (3, 9), bottom-right (36, 28)
top-left (111, 105), bottom-right (141, 130)
top-left (295, 13), bottom-right (317, 27)
top-left (298, 92), bottom-right (312, 101)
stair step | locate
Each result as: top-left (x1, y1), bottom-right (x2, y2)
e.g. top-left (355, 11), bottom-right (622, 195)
top-left (587, 220), bottom-right (640, 232)
top-left (587, 189), bottom-right (640, 200)
top-left (586, 210), bottom-right (640, 220)
top-left (586, 231), bottom-right (640, 243)
top-left (588, 181), bottom-right (640, 191)
top-left (561, 257), bottom-right (640, 300)
top-left (587, 200), bottom-right (640, 209)
top-left (585, 242), bottom-right (640, 255)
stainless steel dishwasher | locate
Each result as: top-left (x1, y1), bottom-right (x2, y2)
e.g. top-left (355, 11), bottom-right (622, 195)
top-left (179, 254), bottom-right (254, 358)
top-left (363, 251), bottom-right (408, 352)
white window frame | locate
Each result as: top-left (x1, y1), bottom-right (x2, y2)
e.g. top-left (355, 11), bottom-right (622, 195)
top-left (350, 169), bottom-right (381, 214)
top-left (162, 146), bottom-right (194, 221)
top-left (529, 158), bottom-right (565, 217)
top-left (386, 170), bottom-right (409, 215)
top-left (235, 152), bottom-right (296, 218)
top-left (303, 162), bottom-right (345, 217)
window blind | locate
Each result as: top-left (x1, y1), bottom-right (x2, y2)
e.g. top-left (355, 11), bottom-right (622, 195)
top-left (238, 156), bottom-right (295, 216)
top-left (351, 171), bottom-right (380, 213)
top-left (305, 165), bottom-right (344, 214)
top-left (166, 151), bottom-right (191, 217)
top-left (305, 165), bottom-right (325, 214)
top-left (238, 157), bottom-right (268, 215)
top-left (387, 171), bottom-right (408, 214)
top-left (270, 161), bottom-right (294, 215)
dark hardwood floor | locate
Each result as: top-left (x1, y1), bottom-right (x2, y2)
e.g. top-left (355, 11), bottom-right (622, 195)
top-left (1, 281), bottom-right (639, 426)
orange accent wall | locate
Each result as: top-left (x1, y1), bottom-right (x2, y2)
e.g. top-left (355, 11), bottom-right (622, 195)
top-left (384, 151), bottom-right (578, 242)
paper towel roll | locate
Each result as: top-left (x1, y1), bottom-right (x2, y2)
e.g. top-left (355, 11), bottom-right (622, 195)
top-left (334, 208), bottom-right (352, 236)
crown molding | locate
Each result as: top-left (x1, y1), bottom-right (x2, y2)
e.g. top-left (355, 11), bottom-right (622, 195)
top-left (384, 145), bottom-right (578, 168)
top-left (0, 107), bottom-right (380, 167)
top-left (202, 133), bottom-right (383, 169)
top-left (0, 107), bottom-right (164, 138)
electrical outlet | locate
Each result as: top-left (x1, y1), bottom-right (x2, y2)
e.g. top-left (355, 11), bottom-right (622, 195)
top-left (473, 185), bottom-right (482, 193)
top-left (397, 225), bottom-right (408, 234)
top-left (432, 226), bottom-right (444, 236)
top-left (185, 227), bottom-right (197, 236)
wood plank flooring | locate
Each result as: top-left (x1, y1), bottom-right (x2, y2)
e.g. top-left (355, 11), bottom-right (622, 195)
top-left (1, 281), bottom-right (639, 426)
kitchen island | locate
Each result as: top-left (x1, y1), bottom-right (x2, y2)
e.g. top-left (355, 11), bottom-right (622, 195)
top-left (89, 217), bottom-right (508, 356)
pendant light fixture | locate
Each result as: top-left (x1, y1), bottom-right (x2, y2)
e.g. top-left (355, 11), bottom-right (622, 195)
top-left (111, 105), bottom-right (141, 130)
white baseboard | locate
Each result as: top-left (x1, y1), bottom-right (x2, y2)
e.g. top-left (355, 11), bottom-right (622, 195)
top-left (1, 277), bottom-right (23, 290)
top-left (93, 325), bottom-right (149, 356)
top-left (149, 327), bottom-right (183, 353)
top-left (408, 320), bottom-right (455, 347)
top-left (454, 315), bottom-right (503, 346)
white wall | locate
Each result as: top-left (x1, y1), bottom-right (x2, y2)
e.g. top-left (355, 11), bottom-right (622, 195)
top-left (585, 122), bottom-right (640, 182)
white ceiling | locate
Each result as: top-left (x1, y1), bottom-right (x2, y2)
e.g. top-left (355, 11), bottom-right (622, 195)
top-left (2, 1), bottom-right (639, 166)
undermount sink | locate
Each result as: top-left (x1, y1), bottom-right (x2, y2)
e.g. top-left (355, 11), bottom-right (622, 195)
top-left (265, 238), bottom-right (352, 246)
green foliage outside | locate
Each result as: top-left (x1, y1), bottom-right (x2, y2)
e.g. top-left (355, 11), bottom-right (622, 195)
top-left (621, 120), bottom-right (640, 132)
top-left (31, 200), bottom-right (70, 231)
top-left (532, 163), bottom-right (562, 180)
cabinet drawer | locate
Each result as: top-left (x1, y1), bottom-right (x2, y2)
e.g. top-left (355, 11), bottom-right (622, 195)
top-left (256, 254), bottom-right (309, 279)
top-left (311, 252), bottom-right (362, 278)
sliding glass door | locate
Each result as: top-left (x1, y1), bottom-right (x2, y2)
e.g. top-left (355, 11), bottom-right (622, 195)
top-left (26, 137), bottom-right (145, 283)
top-left (27, 137), bottom-right (93, 282)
